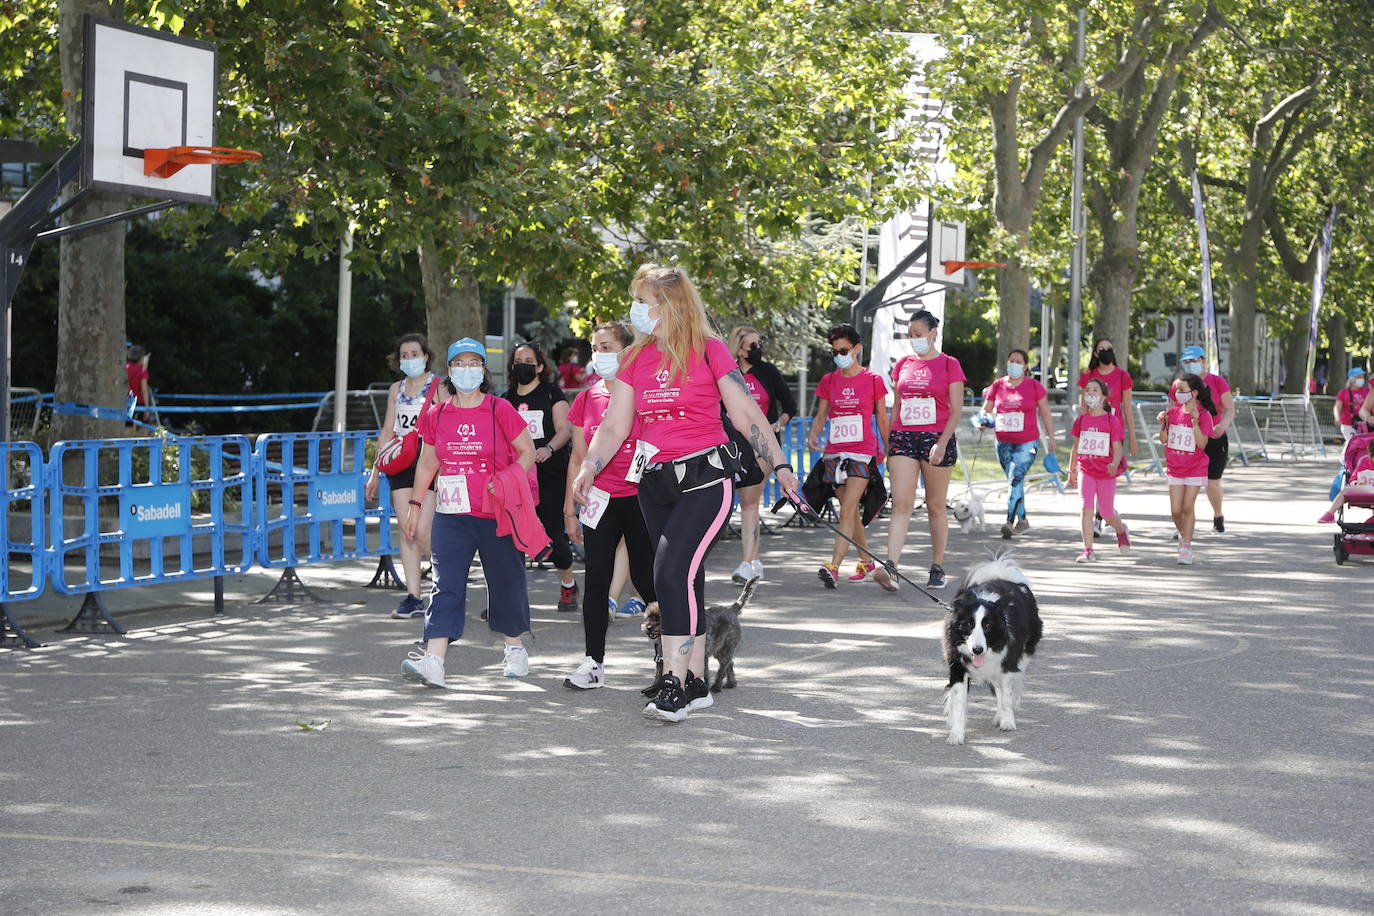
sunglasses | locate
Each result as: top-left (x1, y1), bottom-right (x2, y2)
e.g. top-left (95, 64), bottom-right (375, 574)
top-left (831, 347), bottom-right (854, 357)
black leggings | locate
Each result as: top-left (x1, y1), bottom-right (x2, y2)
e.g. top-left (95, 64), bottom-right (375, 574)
top-left (582, 495), bottom-right (657, 662)
top-left (638, 479), bottom-right (735, 637)
top-left (535, 463), bottom-right (573, 571)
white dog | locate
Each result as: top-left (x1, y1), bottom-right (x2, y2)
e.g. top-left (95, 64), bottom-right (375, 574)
top-left (951, 493), bottom-right (986, 533)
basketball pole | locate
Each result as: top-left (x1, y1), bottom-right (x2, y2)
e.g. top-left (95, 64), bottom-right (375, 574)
top-left (334, 228), bottom-right (354, 433)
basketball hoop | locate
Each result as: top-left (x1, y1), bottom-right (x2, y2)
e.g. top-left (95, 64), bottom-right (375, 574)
top-left (942, 260), bottom-right (1006, 274)
top-left (143, 146), bottom-right (262, 179)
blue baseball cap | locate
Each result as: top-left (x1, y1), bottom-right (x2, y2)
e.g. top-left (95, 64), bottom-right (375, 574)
top-left (1180, 346), bottom-right (1205, 361)
top-left (447, 337), bottom-right (486, 362)
top-left (1349, 366), bottom-right (1366, 379)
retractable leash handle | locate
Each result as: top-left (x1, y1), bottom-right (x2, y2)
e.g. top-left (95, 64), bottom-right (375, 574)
top-left (770, 494), bottom-right (951, 609)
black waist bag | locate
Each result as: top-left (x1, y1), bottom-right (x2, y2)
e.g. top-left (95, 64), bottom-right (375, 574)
top-left (640, 462), bottom-right (683, 506)
top-left (641, 446), bottom-right (733, 506)
top-left (721, 420), bottom-right (765, 488)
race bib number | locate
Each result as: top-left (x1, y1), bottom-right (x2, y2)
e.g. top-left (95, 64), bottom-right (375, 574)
top-left (829, 414), bottom-right (863, 444)
top-left (1079, 430), bottom-right (1110, 458)
top-left (436, 474), bottom-right (471, 515)
top-left (395, 404), bottom-right (421, 432)
top-left (522, 409), bottom-right (545, 441)
top-left (578, 486), bottom-right (611, 529)
top-left (626, 440), bottom-right (660, 483)
top-left (1167, 423), bottom-right (1195, 452)
top-left (994, 411), bottom-right (1025, 433)
top-left (900, 396), bottom-right (937, 426)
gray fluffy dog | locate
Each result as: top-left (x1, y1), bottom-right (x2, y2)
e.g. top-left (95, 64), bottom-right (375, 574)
top-left (642, 577), bottom-right (758, 694)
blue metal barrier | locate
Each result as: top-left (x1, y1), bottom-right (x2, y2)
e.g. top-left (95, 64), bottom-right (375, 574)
top-left (254, 431), bottom-right (392, 603)
top-left (47, 435), bottom-right (256, 633)
top-left (2, 442), bottom-right (46, 647)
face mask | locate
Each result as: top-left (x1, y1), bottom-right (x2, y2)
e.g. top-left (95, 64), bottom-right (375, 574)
top-left (1182, 361), bottom-right (1203, 375)
top-left (745, 343), bottom-right (762, 363)
top-left (512, 363), bottom-right (538, 385)
top-left (1084, 395), bottom-right (1102, 409)
top-left (450, 366), bottom-right (483, 393)
top-left (1355, 378), bottom-right (1367, 389)
top-left (911, 336), bottom-right (931, 355)
top-left (1096, 348), bottom-right (1116, 365)
top-left (1007, 363), bottom-right (1025, 379)
top-left (1176, 390), bottom-right (1193, 403)
top-left (399, 357), bottom-right (426, 378)
top-left (833, 353), bottom-right (854, 370)
top-left (592, 351), bottom-right (620, 380)
top-left (630, 300), bottom-right (658, 335)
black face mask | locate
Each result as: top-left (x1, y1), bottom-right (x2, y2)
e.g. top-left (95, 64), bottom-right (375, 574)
top-left (512, 363), bottom-right (538, 385)
top-left (745, 343), bottom-right (763, 363)
top-left (1096, 348), bottom-right (1116, 366)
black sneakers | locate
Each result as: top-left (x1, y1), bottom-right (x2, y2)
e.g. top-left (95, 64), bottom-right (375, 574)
top-left (557, 581), bottom-right (580, 613)
top-left (1213, 516), bottom-right (1225, 533)
top-left (643, 673), bottom-right (690, 722)
top-left (927, 564), bottom-right (947, 589)
top-left (684, 671), bottom-right (714, 712)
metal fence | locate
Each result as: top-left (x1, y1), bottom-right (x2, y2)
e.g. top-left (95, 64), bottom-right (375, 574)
top-left (1, 441), bottom-right (46, 647)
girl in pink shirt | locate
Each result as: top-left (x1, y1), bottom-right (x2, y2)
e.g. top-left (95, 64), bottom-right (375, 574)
top-left (1067, 377), bottom-right (1128, 562)
top-left (806, 322), bottom-right (890, 587)
top-left (876, 309), bottom-right (965, 592)
top-left (1161, 374), bottom-right (1216, 565)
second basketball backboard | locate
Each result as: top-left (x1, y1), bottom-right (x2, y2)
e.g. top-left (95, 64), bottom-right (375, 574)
top-left (81, 15), bottom-right (218, 204)
top-left (925, 208), bottom-right (967, 288)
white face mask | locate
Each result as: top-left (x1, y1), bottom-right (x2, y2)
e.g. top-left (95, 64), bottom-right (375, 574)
top-left (1007, 362), bottom-right (1025, 379)
top-left (1084, 394), bottom-right (1102, 409)
top-left (629, 300), bottom-right (658, 335)
top-left (911, 335), bottom-right (931, 355)
top-left (1176, 390), bottom-right (1193, 404)
top-left (1182, 361), bottom-right (1204, 375)
top-left (1354, 378), bottom-right (1367, 389)
top-left (450, 366), bottom-right (484, 393)
top-left (399, 357), bottom-right (426, 378)
top-left (591, 351), bottom-right (620, 380)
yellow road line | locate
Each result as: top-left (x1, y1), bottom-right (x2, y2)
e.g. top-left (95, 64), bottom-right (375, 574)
top-left (0, 831), bottom-right (1120, 915)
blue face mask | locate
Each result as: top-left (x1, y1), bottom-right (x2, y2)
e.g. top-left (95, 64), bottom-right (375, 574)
top-left (629, 300), bottom-right (658, 335)
top-left (399, 357), bottom-right (426, 378)
top-left (1182, 360), bottom-right (1204, 376)
top-left (450, 366), bottom-right (484, 393)
top-left (1007, 362), bottom-right (1025, 379)
top-left (833, 353), bottom-right (854, 370)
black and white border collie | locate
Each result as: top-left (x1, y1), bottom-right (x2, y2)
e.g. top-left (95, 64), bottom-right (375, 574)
top-left (942, 553), bottom-right (1042, 745)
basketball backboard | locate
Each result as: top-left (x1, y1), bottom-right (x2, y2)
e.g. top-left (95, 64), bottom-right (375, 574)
top-left (81, 16), bottom-right (218, 204)
top-left (925, 208), bottom-right (967, 288)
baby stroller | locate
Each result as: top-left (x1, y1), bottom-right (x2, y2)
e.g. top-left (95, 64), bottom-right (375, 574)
top-left (1333, 432), bottom-right (1374, 565)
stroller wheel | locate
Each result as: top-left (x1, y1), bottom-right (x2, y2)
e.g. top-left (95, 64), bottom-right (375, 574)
top-left (1334, 533), bottom-right (1349, 566)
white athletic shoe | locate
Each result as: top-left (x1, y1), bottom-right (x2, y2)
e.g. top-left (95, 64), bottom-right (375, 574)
top-left (503, 644), bottom-right (530, 678)
top-left (732, 561), bottom-right (754, 585)
top-left (563, 657), bottom-right (605, 689)
top-left (401, 650), bottom-right (445, 688)
top-left (750, 559), bottom-right (764, 581)
top-left (1177, 543), bottom-right (1195, 566)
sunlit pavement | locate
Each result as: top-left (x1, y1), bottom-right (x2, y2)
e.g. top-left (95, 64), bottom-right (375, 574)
top-left (3, 456), bottom-right (1371, 915)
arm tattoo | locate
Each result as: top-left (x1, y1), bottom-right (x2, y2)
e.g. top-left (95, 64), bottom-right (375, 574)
top-left (724, 368), bottom-right (752, 396)
top-left (749, 423), bottom-right (775, 467)
top-left (590, 458), bottom-right (604, 474)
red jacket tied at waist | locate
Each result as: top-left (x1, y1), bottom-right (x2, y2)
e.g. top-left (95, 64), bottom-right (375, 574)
top-left (484, 463), bottom-right (550, 558)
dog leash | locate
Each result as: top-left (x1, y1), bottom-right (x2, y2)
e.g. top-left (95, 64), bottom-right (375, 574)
top-left (771, 495), bottom-right (953, 610)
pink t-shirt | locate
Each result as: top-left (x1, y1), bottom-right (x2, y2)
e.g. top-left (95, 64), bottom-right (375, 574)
top-left (1168, 372), bottom-right (1231, 418)
top-left (815, 368), bottom-right (887, 458)
top-left (1163, 404), bottom-right (1214, 479)
top-left (743, 371), bottom-right (771, 417)
top-left (619, 338), bottom-right (732, 461)
top-left (1336, 386), bottom-right (1369, 425)
top-left (1351, 454), bottom-right (1374, 488)
top-left (568, 383), bottom-right (640, 498)
top-left (1078, 366), bottom-right (1133, 410)
top-left (418, 395), bottom-right (528, 519)
top-left (984, 377), bottom-right (1046, 444)
top-left (1071, 412), bottom-right (1124, 480)
top-left (891, 353), bottom-right (966, 433)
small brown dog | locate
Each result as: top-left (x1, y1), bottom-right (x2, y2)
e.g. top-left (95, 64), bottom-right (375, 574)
top-left (641, 578), bottom-right (756, 695)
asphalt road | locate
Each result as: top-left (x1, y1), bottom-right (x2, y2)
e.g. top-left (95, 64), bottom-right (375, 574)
top-left (2, 458), bottom-right (1371, 915)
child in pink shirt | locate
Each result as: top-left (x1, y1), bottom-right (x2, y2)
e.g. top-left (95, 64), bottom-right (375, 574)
top-left (1162, 374), bottom-right (1216, 565)
top-left (1318, 438), bottom-right (1374, 523)
top-left (1067, 377), bottom-right (1128, 562)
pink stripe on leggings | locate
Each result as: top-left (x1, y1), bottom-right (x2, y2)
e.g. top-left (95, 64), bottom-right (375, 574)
top-left (686, 480), bottom-right (735, 633)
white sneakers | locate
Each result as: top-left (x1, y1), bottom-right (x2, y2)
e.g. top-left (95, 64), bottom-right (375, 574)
top-left (563, 657), bottom-right (605, 689)
top-left (401, 650), bottom-right (445, 688)
top-left (732, 560), bottom-right (763, 584)
top-left (503, 644), bottom-right (530, 678)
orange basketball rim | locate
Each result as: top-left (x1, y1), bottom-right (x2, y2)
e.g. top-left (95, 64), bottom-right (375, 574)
top-left (143, 145), bottom-right (262, 179)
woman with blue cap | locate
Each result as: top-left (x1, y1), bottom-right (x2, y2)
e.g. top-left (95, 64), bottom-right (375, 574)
top-left (399, 337), bottom-right (538, 688)
top-left (1172, 346), bottom-right (1235, 533)
top-left (1335, 366), bottom-right (1369, 442)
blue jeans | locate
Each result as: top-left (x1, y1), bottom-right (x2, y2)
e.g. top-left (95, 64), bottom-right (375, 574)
top-left (996, 440), bottom-right (1039, 522)
top-left (424, 513), bottom-right (530, 641)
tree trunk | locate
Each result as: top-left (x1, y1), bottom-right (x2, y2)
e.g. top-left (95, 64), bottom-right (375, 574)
top-left (1223, 207), bottom-right (1266, 395)
top-left (418, 242), bottom-right (482, 359)
top-left (995, 256), bottom-right (1032, 363)
top-left (1325, 312), bottom-right (1346, 394)
top-left (1088, 212), bottom-right (1136, 369)
top-left (53, 0), bottom-right (125, 444)
top-left (1280, 319), bottom-right (1308, 395)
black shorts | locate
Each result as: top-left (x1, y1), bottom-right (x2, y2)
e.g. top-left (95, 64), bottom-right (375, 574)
top-left (889, 430), bottom-right (958, 467)
top-left (1205, 433), bottom-right (1229, 480)
top-left (384, 459), bottom-right (434, 493)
